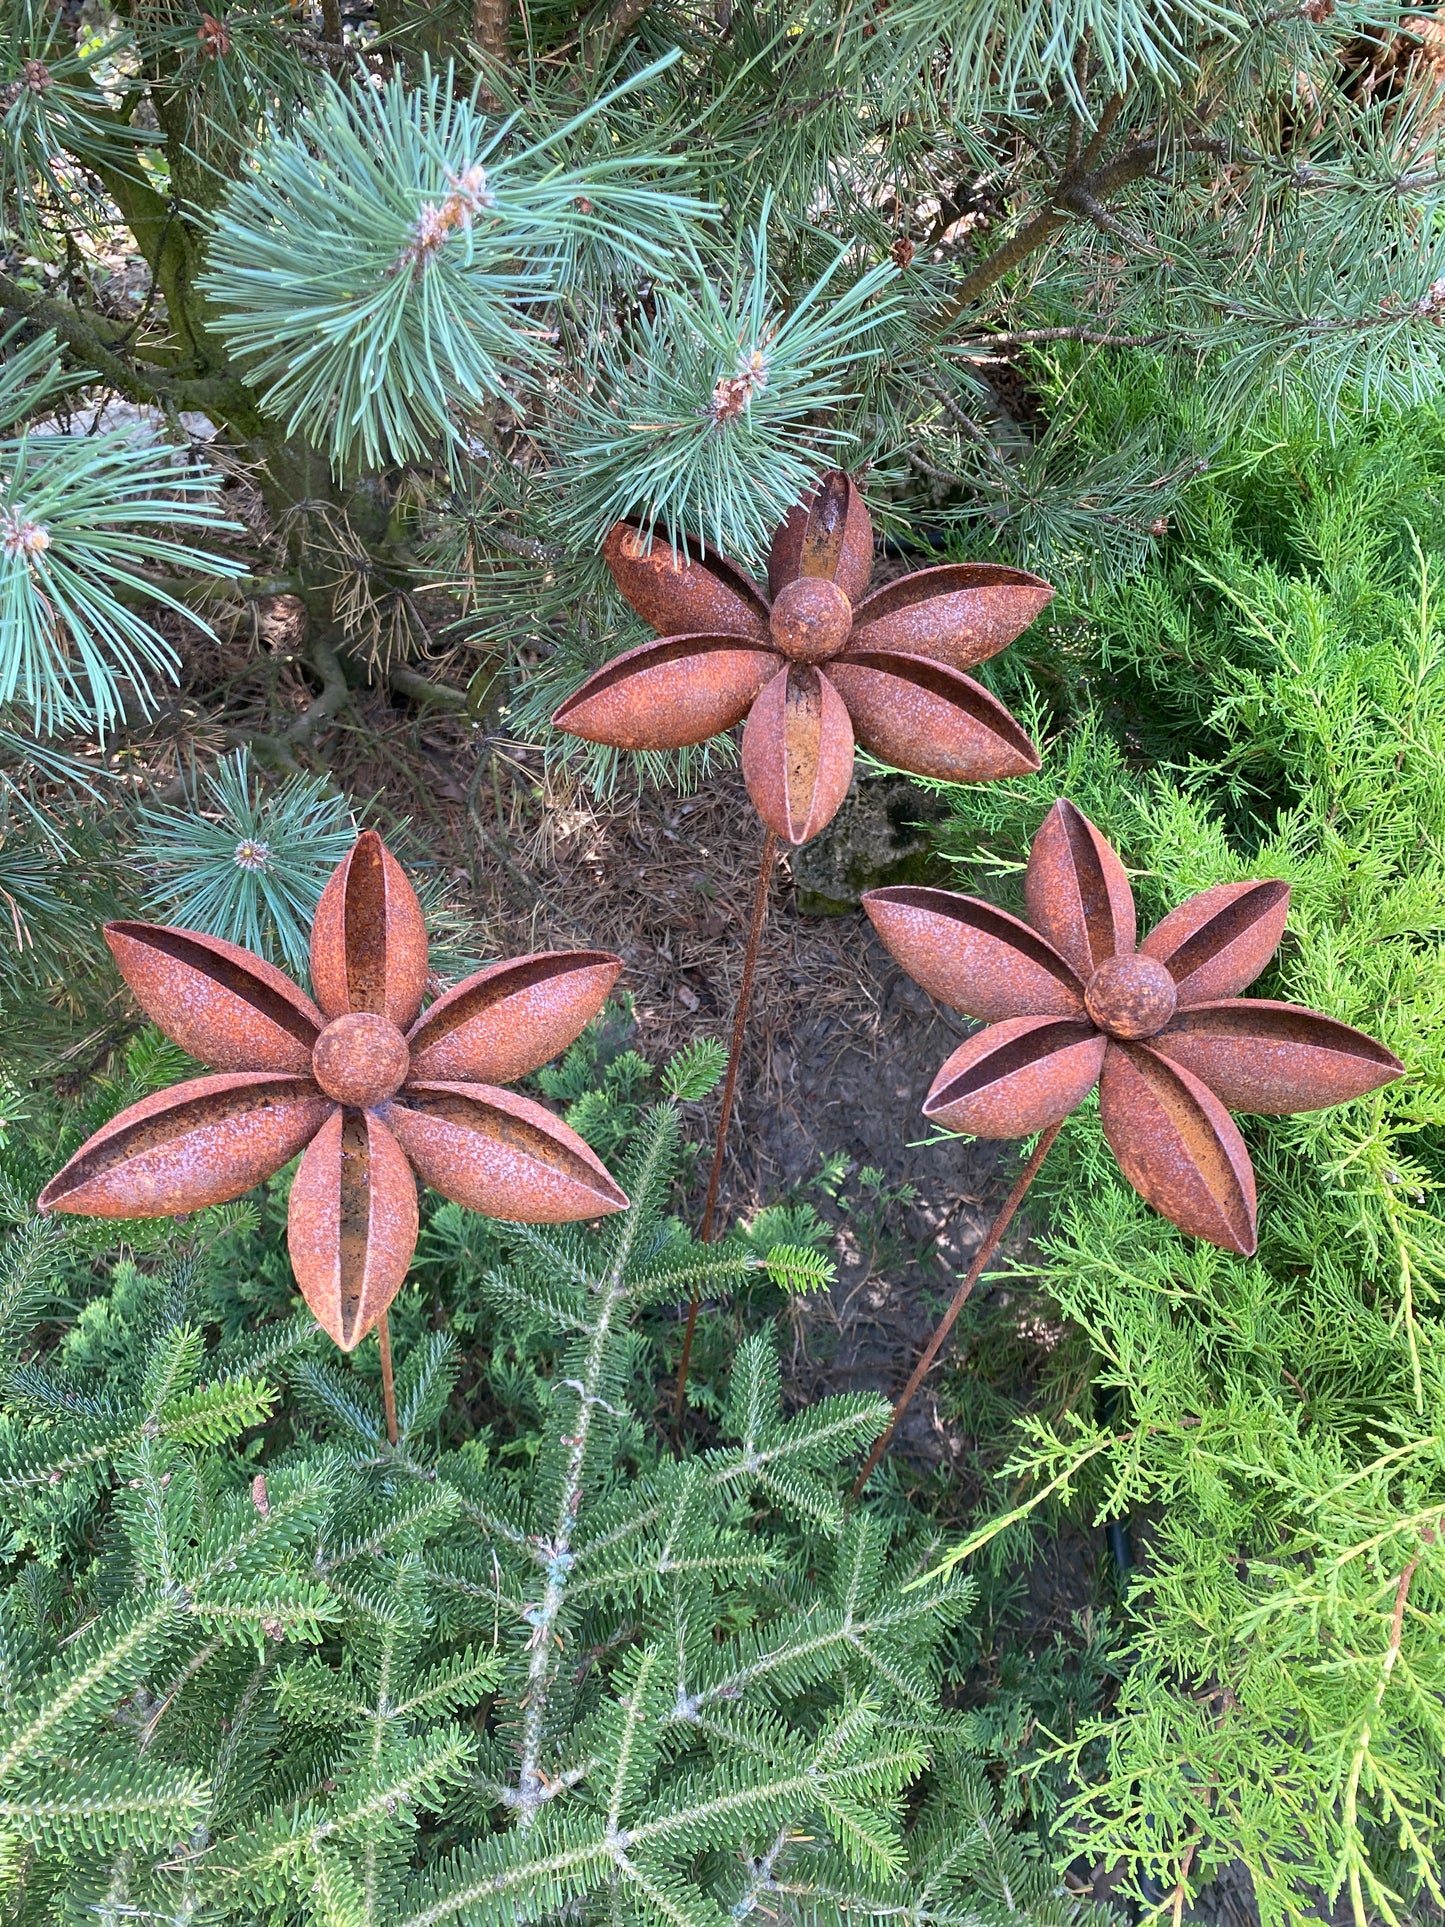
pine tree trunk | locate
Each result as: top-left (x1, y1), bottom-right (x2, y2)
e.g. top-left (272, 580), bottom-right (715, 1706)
top-left (472, 0), bottom-right (510, 109)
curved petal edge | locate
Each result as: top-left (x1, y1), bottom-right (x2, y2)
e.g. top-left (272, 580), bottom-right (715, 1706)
top-left (924, 1017), bottom-right (1106, 1138)
top-left (38, 1073), bottom-right (332, 1219)
top-left (1099, 1043), bottom-right (1258, 1254)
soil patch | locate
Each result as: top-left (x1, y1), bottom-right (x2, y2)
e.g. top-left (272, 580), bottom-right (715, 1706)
top-left (289, 698), bottom-right (1066, 1479)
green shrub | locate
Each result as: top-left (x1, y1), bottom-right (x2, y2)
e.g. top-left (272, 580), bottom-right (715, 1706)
top-left (0, 1027), bottom-right (1109, 1927)
top-left (927, 378), bottom-right (1445, 1925)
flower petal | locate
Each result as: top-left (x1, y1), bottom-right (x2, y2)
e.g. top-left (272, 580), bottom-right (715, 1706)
top-left (1023, 800), bottom-right (1136, 983)
top-left (767, 470), bottom-right (873, 604)
top-left (37, 1073), bottom-right (332, 1219)
top-left (407, 951), bottom-right (624, 1084)
top-left (740, 662), bottom-right (855, 845)
top-left (389, 1083), bottom-right (628, 1221)
top-left (552, 634), bottom-right (778, 750)
top-left (924, 1017), bottom-right (1105, 1137)
top-left (287, 1108), bottom-right (418, 1351)
top-left (850, 563), bottom-right (1054, 670)
top-left (603, 522), bottom-right (770, 639)
top-left (825, 651), bottom-right (1040, 784)
top-left (1149, 1000), bottom-right (1403, 1115)
top-left (1140, 880), bottom-right (1290, 1006)
top-left (1098, 1043), bottom-right (1257, 1254)
top-left (311, 832), bottom-right (429, 1030)
top-left (104, 922), bottom-right (323, 1073)
top-left (863, 887), bottom-right (1084, 1020)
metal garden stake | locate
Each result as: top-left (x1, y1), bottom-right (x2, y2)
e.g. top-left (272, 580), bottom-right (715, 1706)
top-left (39, 831), bottom-right (629, 1446)
top-left (851, 799), bottom-right (1404, 1493)
top-left (556, 471), bottom-right (1054, 1422)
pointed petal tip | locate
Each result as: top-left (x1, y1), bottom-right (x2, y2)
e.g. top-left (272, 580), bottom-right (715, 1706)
top-left (101, 921), bottom-right (323, 1073)
top-left (1152, 999), bottom-right (1405, 1114)
top-left (920, 1017), bottom-right (1105, 1138)
top-left (407, 950), bottom-right (625, 1085)
top-left (390, 1083), bottom-right (629, 1224)
top-left (36, 1073), bottom-right (334, 1220)
top-left (768, 471), bottom-right (873, 605)
top-left (552, 634), bottom-right (777, 750)
top-left (1142, 879), bottom-right (1292, 1006)
top-left (741, 662), bottom-right (854, 844)
top-left (311, 833), bottom-right (429, 1030)
top-left (849, 565), bottom-right (1055, 670)
top-left (827, 652), bottom-right (1039, 786)
top-left (862, 884), bottom-right (1084, 1021)
top-left (1099, 1043), bottom-right (1258, 1255)
top-left (287, 1109), bottom-right (418, 1352)
top-left (603, 520), bottom-right (770, 640)
top-left (1025, 801), bottom-right (1137, 982)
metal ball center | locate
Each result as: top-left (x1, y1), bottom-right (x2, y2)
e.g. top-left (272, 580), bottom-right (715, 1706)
top-left (1084, 954), bottom-right (1178, 1040)
top-left (311, 1011), bottom-right (411, 1107)
top-left (769, 576), bottom-right (853, 663)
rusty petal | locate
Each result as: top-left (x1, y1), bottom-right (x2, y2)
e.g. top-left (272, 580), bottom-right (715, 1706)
top-left (603, 522), bottom-right (770, 639)
top-left (407, 951), bottom-right (623, 1084)
top-left (37, 1073), bottom-right (333, 1219)
top-left (287, 1108), bottom-right (418, 1352)
top-left (553, 634), bottom-right (778, 751)
top-left (1024, 801), bottom-right (1137, 983)
top-left (1098, 1042), bottom-right (1257, 1254)
top-left (923, 1016), bottom-right (1106, 1137)
top-left (768, 471), bottom-right (873, 605)
top-left (825, 651), bottom-right (1040, 785)
top-left (863, 887), bottom-right (1085, 1020)
top-left (389, 1082), bottom-right (628, 1221)
top-left (1149, 999), bottom-right (1404, 1114)
top-left (740, 662), bottom-right (856, 845)
top-left (850, 564), bottom-right (1054, 671)
top-left (1141, 880), bottom-right (1290, 1007)
top-left (311, 831), bottom-right (429, 1030)
top-left (105, 922), bottom-right (323, 1073)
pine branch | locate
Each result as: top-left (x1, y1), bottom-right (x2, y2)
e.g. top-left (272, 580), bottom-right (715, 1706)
top-left (0, 270), bottom-right (165, 404)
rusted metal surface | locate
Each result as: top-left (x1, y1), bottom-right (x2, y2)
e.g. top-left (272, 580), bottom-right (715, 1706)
top-left (103, 922), bottom-right (323, 1073)
top-left (311, 831), bottom-right (430, 1028)
top-left (864, 798), bottom-right (1404, 1255)
top-left (390, 1083), bottom-right (628, 1222)
top-left (36, 1073), bottom-right (333, 1218)
top-left (38, 834), bottom-right (629, 1348)
top-left (288, 1108), bottom-right (420, 1353)
top-left (740, 662), bottom-right (855, 847)
top-left (555, 471), bottom-right (1055, 845)
top-left (408, 950), bottom-right (623, 1085)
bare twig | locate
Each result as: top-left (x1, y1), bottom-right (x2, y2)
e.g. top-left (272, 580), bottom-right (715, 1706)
top-left (950, 326), bottom-right (1166, 349)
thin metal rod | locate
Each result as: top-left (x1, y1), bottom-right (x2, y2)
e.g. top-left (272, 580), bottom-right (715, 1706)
top-left (850, 1120), bottom-right (1062, 1498)
top-left (673, 825), bottom-right (778, 1429)
top-left (378, 1310), bottom-right (399, 1447)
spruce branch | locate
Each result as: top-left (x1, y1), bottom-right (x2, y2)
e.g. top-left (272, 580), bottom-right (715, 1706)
top-left (512, 1105), bottom-right (675, 1819)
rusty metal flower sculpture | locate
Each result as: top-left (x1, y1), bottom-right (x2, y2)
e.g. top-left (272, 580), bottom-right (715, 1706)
top-left (852, 799), bottom-right (1404, 1490)
top-left (38, 831), bottom-right (627, 1437)
top-left (551, 472), bottom-right (1053, 1427)
top-left (553, 468), bottom-right (1052, 845)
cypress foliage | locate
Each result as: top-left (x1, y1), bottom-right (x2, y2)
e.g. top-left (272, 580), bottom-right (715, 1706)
top-left (925, 365), bottom-right (1445, 1924)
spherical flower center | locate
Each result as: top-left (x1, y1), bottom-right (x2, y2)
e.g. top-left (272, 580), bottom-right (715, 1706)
top-left (312, 1012), bottom-right (410, 1107)
top-left (1084, 954), bottom-right (1178, 1040)
top-left (769, 576), bottom-right (852, 663)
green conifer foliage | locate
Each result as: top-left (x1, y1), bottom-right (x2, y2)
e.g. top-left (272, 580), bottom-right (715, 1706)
top-left (7, 0), bottom-right (1445, 773)
top-left (0, 1030), bottom-right (1107, 1927)
top-left (924, 370), bottom-right (1445, 1924)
